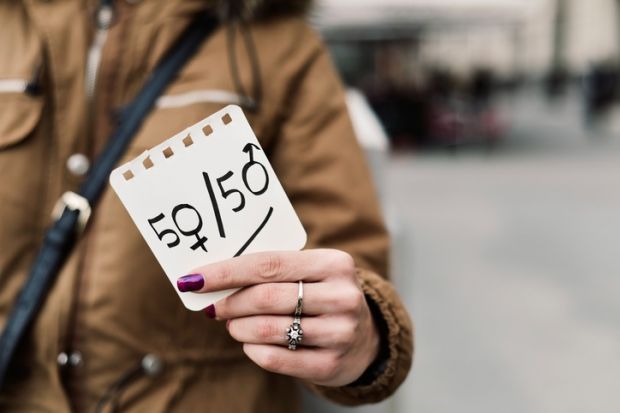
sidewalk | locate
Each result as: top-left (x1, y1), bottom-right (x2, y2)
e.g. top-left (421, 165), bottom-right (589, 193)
top-left (388, 90), bottom-right (620, 412)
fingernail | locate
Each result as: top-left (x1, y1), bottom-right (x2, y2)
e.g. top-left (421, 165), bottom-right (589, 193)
top-left (177, 274), bottom-right (204, 292)
top-left (226, 319), bottom-right (231, 329)
top-left (205, 304), bottom-right (216, 319)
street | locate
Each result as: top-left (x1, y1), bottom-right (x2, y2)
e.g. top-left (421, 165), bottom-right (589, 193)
top-left (388, 90), bottom-right (620, 412)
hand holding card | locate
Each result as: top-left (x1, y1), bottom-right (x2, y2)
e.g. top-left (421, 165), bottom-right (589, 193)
top-left (110, 105), bottom-right (383, 387)
top-left (110, 105), bottom-right (307, 310)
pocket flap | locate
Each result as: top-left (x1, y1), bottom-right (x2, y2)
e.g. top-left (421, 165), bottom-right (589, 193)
top-left (0, 91), bottom-right (43, 150)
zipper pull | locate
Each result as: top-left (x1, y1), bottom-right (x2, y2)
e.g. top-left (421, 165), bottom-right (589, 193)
top-left (95, 1), bottom-right (114, 30)
top-left (86, 1), bottom-right (115, 100)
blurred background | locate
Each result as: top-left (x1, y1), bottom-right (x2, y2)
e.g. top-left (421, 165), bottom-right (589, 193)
top-left (304, 0), bottom-right (620, 412)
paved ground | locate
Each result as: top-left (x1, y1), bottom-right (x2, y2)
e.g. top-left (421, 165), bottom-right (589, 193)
top-left (386, 91), bottom-right (620, 413)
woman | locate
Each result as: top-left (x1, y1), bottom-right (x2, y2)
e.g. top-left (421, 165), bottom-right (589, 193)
top-left (0, 0), bottom-right (413, 411)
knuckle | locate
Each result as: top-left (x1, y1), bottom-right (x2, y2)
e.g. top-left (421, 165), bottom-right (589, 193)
top-left (215, 263), bottom-right (234, 286)
top-left (261, 348), bottom-right (283, 371)
top-left (254, 285), bottom-right (276, 312)
top-left (316, 353), bottom-right (340, 382)
top-left (339, 319), bottom-right (358, 345)
top-left (258, 254), bottom-right (282, 280)
top-left (352, 289), bottom-right (366, 310)
top-left (331, 317), bottom-right (357, 348)
top-left (327, 250), bottom-right (356, 277)
top-left (341, 286), bottom-right (365, 313)
top-left (340, 252), bottom-right (356, 273)
top-left (256, 318), bottom-right (277, 340)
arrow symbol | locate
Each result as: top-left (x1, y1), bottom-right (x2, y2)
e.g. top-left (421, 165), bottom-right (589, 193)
top-left (242, 142), bottom-right (261, 163)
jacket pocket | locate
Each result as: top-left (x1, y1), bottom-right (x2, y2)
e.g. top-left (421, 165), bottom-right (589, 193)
top-left (0, 81), bottom-right (43, 150)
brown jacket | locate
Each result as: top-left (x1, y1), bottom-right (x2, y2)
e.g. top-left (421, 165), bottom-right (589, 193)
top-left (0, 0), bottom-right (413, 411)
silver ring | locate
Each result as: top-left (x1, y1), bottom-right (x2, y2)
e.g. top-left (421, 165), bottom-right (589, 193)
top-left (286, 281), bottom-right (304, 350)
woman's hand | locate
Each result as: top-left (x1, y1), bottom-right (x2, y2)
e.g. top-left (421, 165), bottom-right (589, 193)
top-left (176, 249), bottom-right (380, 387)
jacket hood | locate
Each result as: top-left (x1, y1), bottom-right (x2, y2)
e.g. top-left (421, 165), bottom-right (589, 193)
top-left (214, 0), bottom-right (313, 21)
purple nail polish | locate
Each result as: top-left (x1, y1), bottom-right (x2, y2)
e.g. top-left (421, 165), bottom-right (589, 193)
top-left (205, 304), bottom-right (216, 319)
top-left (177, 274), bottom-right (204, 292)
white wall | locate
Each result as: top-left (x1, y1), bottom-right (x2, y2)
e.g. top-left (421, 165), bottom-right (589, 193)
top-left (404, 0), bottom-right (620, 78)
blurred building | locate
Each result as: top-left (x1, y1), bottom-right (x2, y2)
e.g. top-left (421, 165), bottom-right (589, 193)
top-left (313, 0), bottom-right (620, 146)
top-left (316, 0), bottom-right (620, 81)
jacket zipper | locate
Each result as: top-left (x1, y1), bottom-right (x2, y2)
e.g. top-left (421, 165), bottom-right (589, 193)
top-left (85, 1), bottom-right (114, 102)
top-left (61, 3), bottom-right (115, 410)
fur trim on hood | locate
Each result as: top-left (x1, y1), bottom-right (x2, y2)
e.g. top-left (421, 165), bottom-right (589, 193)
top-left (214, 0), bottom-right (313, 21)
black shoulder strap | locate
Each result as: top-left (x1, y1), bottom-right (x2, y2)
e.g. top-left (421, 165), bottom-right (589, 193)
top-left (0, 13), bottom-right (219, 389)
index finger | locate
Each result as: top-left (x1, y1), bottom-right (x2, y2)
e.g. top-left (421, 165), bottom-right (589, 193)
top-left (176, 249), bottom-right (355, 293)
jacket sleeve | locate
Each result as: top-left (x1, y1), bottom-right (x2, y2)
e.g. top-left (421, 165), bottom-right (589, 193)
top-left (266, 22), bottom-right (414, 405)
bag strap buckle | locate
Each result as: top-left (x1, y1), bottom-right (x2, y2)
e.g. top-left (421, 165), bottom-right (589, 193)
top-left (51, 191), bottom-right (92, 233)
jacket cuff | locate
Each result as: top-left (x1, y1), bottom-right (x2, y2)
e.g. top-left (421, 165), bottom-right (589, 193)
top-left (306, 268), bottom-right (414, 405)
